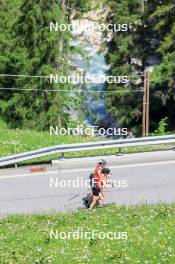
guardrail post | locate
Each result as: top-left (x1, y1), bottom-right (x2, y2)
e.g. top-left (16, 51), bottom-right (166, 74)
top-left (15, 163), bottom-right (18, 168)
top-left (116, 147), bottom-right (123, 156)
top-left (60, 152), bottom-right (65, 160)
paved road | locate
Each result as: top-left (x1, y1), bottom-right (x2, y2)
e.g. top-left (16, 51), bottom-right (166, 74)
top-left (0, 150), bottom-right (175, 216)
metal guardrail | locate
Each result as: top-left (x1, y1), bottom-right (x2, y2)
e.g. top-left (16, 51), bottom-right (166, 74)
top-left (0, 135), bottom-right (175, 167)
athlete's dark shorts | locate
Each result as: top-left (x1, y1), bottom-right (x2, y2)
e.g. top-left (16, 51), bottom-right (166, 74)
top-left (92, 187), bottom-right (101, 196)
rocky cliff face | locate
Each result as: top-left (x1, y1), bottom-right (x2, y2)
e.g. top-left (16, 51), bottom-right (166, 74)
top-left (71, 5), bottom-right (111, 47)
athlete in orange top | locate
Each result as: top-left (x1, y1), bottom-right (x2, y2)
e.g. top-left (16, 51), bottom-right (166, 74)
top-left (93, 163), bottom-right (105, 188)
top-left (89, 159), bottom-right (107, 209)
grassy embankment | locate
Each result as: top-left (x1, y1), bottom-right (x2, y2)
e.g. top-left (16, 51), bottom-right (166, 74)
top-left (0, 120), bottom-right (174, 165)
top-left (0, 204), bottom-right (175, 263)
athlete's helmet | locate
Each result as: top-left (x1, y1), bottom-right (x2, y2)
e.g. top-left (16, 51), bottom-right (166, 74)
top-left (98, 159), bottom-right (107, 166)
top-left (101, 168), bottom-right (110, 175)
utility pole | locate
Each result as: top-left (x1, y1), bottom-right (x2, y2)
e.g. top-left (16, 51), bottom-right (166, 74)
top-left (145, 71), bottom-right (150, 136)
top-left (142, 70), bottom-right (150, 137)
top-left (142, 0), bottom-right (145, 13)
top-left (141, 0), bottom-right (150, 136)
top-left (142, 70), bottom-right (147, 137)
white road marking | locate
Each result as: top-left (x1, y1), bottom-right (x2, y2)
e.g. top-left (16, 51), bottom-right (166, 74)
top-left (0, 159), bottom-right (175, 180)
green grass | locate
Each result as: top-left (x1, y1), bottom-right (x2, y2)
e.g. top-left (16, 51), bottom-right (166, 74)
top-left (0, 120), bottom-right (175, 165)
top-left (0, 204), bottom-right (175, 263)
top-left (0, 121), bottom-right (100, 162)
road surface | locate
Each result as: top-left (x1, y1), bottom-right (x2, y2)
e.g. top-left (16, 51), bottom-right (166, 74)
top-left (0, 150), bottom-right (175, 216)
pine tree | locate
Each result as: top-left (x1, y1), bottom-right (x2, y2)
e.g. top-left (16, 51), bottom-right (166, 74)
top-left (0, 0), bottom-right (75, 130)
top-left (105, 0), bottom-right (175, 135)
top-left (105, 0), bottom-right (144, 135)
top-left (148, 1), bottom-right (175, 131)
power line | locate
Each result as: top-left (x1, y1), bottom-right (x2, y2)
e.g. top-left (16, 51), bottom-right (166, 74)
top-left (0, 74), bottom-right (144, 78)
top-left (0, 74), bottom-right (48, 78)
top-left (0, 74), bottom-right (173, 81)
top-left (0, 87), bottom-right (144, 93)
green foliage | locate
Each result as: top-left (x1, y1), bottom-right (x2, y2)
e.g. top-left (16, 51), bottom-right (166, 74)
top-left (149, 2), bottom-right (175, 132)
top-left (105, 0), bottom-right (175, 136)
top-left (1, 0), bottom-right (175, 135)
top-left (152, 117), bottom-right (168, 136)
top-left (105, 0), bottom-right (145, 136)
top-left (67, 0), bottom-right (92, 17)
top-left (0, 0), bottom-right (91, 131)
